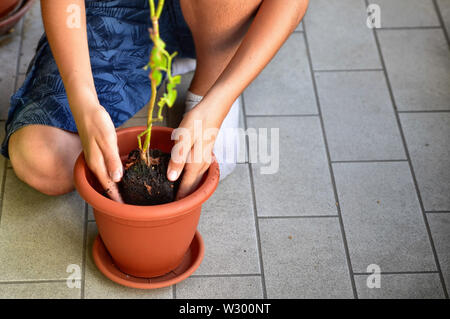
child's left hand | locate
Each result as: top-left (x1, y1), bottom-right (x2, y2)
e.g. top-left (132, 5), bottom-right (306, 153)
top-left (166, 99), bottom-right (225, 199)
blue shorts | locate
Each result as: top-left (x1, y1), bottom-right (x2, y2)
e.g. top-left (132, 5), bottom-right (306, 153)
top-left (1, 0), bottom-right (195, 158)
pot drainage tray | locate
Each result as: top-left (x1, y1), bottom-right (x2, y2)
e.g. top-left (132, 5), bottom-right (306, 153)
top-left (92, 231), bottom-right (204, 289)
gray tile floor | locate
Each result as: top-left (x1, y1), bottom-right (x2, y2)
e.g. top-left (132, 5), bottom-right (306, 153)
top-left (0, 1), bottom-right (449, 299)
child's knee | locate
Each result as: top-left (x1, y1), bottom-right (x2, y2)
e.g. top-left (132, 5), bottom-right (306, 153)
top-left (9, 127), bottom-right (75, 196)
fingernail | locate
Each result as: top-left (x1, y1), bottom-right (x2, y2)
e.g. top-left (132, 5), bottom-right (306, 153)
top-left (111, 169), bottom-right (122, 182)
top-left (168, 170), bottom-right (178, 181)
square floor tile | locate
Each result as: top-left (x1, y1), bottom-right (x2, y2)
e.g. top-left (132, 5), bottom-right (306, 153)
top-left (196, 164), bottom-right (260, 275)
top-left (83, 222), bottom-right (173, 298)
top-left (244, 33), bottom-right (317, 115)
top-left (0, 121), bottom-right (5, 183)
top-left (259, 217), bottom-right (354, 298)
top-left (368, 0), bottom-right (439, 28)
top-left (247, 116), bottom-right (337, 216)
top-left (428, 213), bottom-right (450, 295)
top-left (304, 0), bottom-right (381, 70)
top-left (355, 273), bottom-right (445, 299)
top-left (176, 276), bottom-right (263, 299)
top-left (0, 170), bottom-right (85, 281)
top-left (0, 26), bottom-right (21, 120)
top-left (378, 29), bottom-right (450, 111)
top-left (0, 282), bottom-right (81, 299)
top-left (437, 0), bottom-right (450, 37)
top-left (333, 162), bottom-right (436, 273)
top-left (19, 0), bottom-right (44, 74)
top-left (87, 205), bottom-right (95, 222)
top-left (237, 97), bottom-right (248, 163)
top-left (316, 71), bottom-right (405, 161)
top-left (400, 113), bottom-right (450, 211)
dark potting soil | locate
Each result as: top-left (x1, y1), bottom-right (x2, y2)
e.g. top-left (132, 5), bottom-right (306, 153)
top-left (119, 149), bottom-right (179, 206)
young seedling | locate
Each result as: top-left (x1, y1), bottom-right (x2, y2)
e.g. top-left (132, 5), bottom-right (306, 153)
top-left (139, 0), bottom-right (181, 164)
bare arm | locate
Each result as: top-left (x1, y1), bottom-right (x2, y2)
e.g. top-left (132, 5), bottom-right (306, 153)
top-left (204, 0), bottom-right (309, 118)
top-left (41, 0), bottom-right (96, 114)
top-left (41, 0), bottom-right (123, 201)
top-left (169, 0), bottom-right (309, 197)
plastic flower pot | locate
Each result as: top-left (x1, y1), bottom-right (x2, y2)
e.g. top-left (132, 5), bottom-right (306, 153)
top-left (0, 0), bottom-right (34, 36)
top-left (74, 126), bottom-right (219, 283)
top-left (0, 0), bottom-right (20, 17)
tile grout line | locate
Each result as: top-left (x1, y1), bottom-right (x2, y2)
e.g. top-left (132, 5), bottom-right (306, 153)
top-left (426, 211), bottom-right (450, 214)
top-left (0, 279), bottom-right (68, 285)
top-left (376, 26), bottom-right (442, 30)
top-left (0, 157), bottom-right (8, 226)
top-left (245, 114), bottom-right (318, 118)
top-left (314, 68), bottom-right (383, 73)
top-left (301, 22), bottom-right (358, 299)
top-left (354, 270), bottom-right (440, 276)
top-left (241, 91), bottom-right (268, 299)
top-left (331, 159), bottom-right (407, 164)
top-left (367, 0), bottom-right (449, 299)
top-left (190, 274), bottom-right (261, 279)
top-left (398, 110), bottom-right (450, 113)
top-left (433, 0), bottom-right (450, 48)
top-left (258, 215), bottom-right (339, 219)
top-left (80, 202), bottom-right (88, 299)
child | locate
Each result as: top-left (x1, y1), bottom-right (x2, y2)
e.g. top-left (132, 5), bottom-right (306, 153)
top-left (2, 0), bottom-right (308, 202)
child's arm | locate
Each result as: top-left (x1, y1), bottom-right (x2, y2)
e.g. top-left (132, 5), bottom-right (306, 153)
top-left (168, 0), bottom-right (309, 198)
top-left (41, 0), bottom-right (123, 202)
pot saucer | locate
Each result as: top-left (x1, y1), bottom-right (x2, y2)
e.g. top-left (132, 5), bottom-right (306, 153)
top-left (92, 231), bottom-right (204, 289)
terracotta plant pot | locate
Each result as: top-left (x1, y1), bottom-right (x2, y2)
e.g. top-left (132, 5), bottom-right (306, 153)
top-left (0, 0), bottom-right (20, 17)
top-left (0, 0), bottom-right (33, 36)
top-left (74, 126), bottom-right (220, 281)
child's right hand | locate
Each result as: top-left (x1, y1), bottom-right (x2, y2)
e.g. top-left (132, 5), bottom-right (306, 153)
top-left (74, 102), bottom-right (124, 203)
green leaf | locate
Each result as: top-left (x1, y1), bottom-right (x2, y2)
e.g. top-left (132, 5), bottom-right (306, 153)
top-left (150, 49), bottom-right (167, 70)
top-left (157, 97), bottom-right (166, 108)
top-left (154, 37), bottom-right (166, 50)
top-left (171, 75), bottom-right (181, 85)
top-left (165, 89), bottom-right (177, 107)
top-left (150, 69), bottom-right (162, 86)
top-left (166, 75), bottom-right (180, 91)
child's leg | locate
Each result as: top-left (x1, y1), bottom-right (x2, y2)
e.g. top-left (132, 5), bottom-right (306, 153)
top-left (179, 0), bottom-right (262, 178)
top-left (9, 125), bottom-right (81, 195)
top-left (180, 0), bottom-right (262, 96)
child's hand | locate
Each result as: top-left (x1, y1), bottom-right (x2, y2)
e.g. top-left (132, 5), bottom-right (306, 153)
top-left (75, 104), bottom-right (124, 203)
top-left (167, 100), bottom-right (224, 199)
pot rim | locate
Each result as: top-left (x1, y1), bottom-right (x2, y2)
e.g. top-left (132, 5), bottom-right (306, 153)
top-left (0, 0), bottom-right (34, 26)
top-left (74, 126), bottom-right (220, 222)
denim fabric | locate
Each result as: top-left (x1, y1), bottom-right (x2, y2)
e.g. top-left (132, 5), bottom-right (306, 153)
top-left (1, 0), bottom-right (195, 158)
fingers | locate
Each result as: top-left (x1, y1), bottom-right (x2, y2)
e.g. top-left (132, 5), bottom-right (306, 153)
top-left (167, 127), bottom-right (192, 182)
top-left (175, 141), bottom-right (214, 200)
top-left (176, 161), bottom-right (209, 200)
top-left (85, 143), bottom-right (124, 203)
top-left (97, 135), bottom-right (123, 183)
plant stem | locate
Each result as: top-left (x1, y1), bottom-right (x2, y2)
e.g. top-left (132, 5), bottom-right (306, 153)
top-left (143, 80), bottom-right (157, 155)
top-left (142, 0), bottom-right (164, 156)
